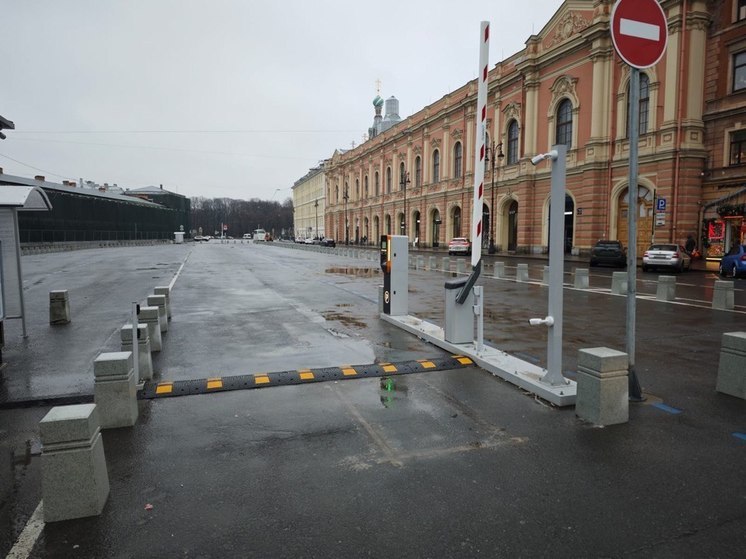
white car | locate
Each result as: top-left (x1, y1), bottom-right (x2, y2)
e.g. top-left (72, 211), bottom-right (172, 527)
top-left (642, 244), bottom-right (691, 272)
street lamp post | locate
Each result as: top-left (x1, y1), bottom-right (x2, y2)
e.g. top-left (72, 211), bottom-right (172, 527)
top-left (486, 141), bottom-right (504, 254)
top-left (314, 199), bottom-right (319, 240)
top-left (343, 185), bottom-right (349, 245)
top-left (400, 170), bottom-right (411, 238)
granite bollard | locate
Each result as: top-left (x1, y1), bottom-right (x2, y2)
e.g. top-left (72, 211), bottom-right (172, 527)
top-left (154, 286), bottom-right (171, 320)
top-left (575, 347), bottom-right (629, 426)
top-left (715, 332), bottom-right (746, 399)
top-left (656, 275), bottom-right (676, 301)
top-left (712, 280), bottom-right (735, 310)
top-left (428, 256), bottom-right (437, 271)
top-left (611, 272), bottom-right (627, 295)
top-left (456, 259), bottom-right (466, 274)
top-left (147, 294), bottom-right (168, 333)
top-left (49, 290), bottom-right (71, 325)
top-left (542, 265), bottom-right (550, 285)
top-left (516, 263), bottom-right (529, 282)
top-left (574, 268), bottom-right (589, 289)
top-left (120, 324), bottom-right (153, 381)
top-left (40, 404), bottom-right (110, 522)
top-left (93, 351), bottom-right (138, 428)
top-left (442, 257), bottom-right (451, 273)
top-left (493, 262), bottom-right (505, 279)
top-left (139, 306), bottom-right (162, 352)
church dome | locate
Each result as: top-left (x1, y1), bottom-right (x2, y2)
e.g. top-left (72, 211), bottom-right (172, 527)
top-left (373, 95), bottom-right (384, 107)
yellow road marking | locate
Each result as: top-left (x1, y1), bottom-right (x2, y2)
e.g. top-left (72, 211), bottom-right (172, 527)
top-left (299, 371), bottom-right (315, 380)
top-left (207, 378), bottom-right (223, 390)
top-left (454, 355), bottom-right (473, 365)
top-left (155, 382), bottom-right (173, 395)
top-left (418, 360), bottom-right (436, 369)
top-left (342, 367), bottom-right (357, 376)
top-left (254, 374), bottom-right (270, 385)
top-left (381, 363), bottom-right (398, 373)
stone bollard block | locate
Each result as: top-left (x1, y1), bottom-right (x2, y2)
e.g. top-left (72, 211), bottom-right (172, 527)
top-left (516, 263), bottom-right (529, 282)
top-left (542, 266), bottom-right (550, 285)
top-left (49, 290), bottom-right (71, 325)
top-left (656, 275), bottom-right (676, 302)
top-left (120, 324), bottom-right (153, 381)
top-left (147, 295), bottom-right (168, 333)
top-left (493, 262), bottom-right (505, 279)
top-left (575, 347), bottom-right (629, 426)
top-left (611, 271), bottom-right (627, 295)
top-left (442, 257), bottom-right (450, 273)
top-left (154, 286), bottom-right (172, 319)
top-left (456, 259), bottom-right (466, 274)
top-left (428, 256), bottom-right (437, 271)
top-left (716, 332), bottom-right (746, 399)
top-left (416, 255), bottom-right (425, 270)
top-left (93, 351), bottom-right (138, 429)
top-left (40, 404), bottom-right (110, 522)
top-left (139, 306), bottom-right (162, 352)
top-left (574, 268), bottom-right (589, 289)
top-left (712, 280), bottom-right (735, 310)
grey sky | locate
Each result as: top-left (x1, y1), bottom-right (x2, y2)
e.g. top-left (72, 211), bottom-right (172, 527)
top-left (3, 0), bottom-right (563, 201)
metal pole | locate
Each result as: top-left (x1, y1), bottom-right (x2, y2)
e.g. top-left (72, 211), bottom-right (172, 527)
top-left (474, 285), bottom-right (484, 354)
top-left (543, 144), bottom-right (566, 386)
top-left (627, 67), bottom-right (644, 401)
top-left (12, 210), bottom-right (27, 338)
top-left (489, 143), bottom-right (496, 254)
top-left (131, 302), bottom-right (139, 384)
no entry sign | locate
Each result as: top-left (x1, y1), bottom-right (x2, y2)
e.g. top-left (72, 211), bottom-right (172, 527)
top-left (611, 0), bottom-right (668, 68)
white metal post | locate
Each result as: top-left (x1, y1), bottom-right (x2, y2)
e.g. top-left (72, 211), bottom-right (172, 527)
top-left (473, 285), bottom-right (484, 354)
top-left (131, 302), bottom-right (139, 383)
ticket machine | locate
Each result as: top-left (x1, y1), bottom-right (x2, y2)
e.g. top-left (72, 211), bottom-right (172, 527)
top-left (380, 235), bottom-right (408, 316)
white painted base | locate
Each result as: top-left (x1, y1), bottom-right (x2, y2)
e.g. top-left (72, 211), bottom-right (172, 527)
top-left (381, 313), bottom-right (576, 407)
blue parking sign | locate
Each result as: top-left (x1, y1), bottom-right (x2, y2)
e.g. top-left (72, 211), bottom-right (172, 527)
top-left (656, 198), bottom-right (666, 211)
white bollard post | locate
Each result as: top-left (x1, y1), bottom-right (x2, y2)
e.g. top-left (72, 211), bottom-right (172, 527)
top-left (121, 324), bottom-right (152, 381)
top-left (542, 265), bottom-right (550, 285)
top-left (516, 263), bottom-right (529, 282)
top-left (49, 290), bottom-right (71, 325)
top-left (611, 271), bottom-right (627, 295)
top-left (147, 295), bottom-right (168, 333)
top-left (656, 276), bottom-right (676, 301)
top-left (139, 306), bottom-right (162, 352)
top-left (716, 332), bottom-right (746, 399)
top-left (154, 286), bottom-right (172, 320)
top-left (456, 259), bottom-right (466, 274)
top-left (574, 268), bottom-right (589, 289)
top-left (442, 257), bottom-right (451, 273)
top-left (575, 347), bottom-right (629, 426)
top-left (493, 261), bottom-right (505, 279)
top-left (428, 256), bottom-right (437, 271)
top-left (40, 404), bottom-right (110, 522)
top-left (712, 280), bottom-right (735, 310)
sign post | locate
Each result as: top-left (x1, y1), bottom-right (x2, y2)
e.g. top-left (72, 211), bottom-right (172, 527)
top-left (611, 0), bottom-right (668, 402)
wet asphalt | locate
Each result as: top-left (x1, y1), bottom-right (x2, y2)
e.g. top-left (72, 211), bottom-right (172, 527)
top-left (1, 241), bottom-right (745, 558)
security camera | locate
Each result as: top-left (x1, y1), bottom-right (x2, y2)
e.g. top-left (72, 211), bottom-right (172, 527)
top-left (530, 150), bottom-right (559, 166)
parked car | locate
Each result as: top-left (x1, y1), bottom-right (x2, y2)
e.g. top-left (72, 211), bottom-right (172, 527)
top-left (589, 240), bottom-right (626, 268)
top-left (194, 235), bottom-right (209, 242)
top-left (448, 237), bottom-right (472, 256)
top-left (642, 243), bottom-right (691, 272)
top-left (719, 244), bottom-right (746, 278)
top-left (304, 237), bottom-right (315, 244)
top-left (321, 238), bottom-right (336, 247)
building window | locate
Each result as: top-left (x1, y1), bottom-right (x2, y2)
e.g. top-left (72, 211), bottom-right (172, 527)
top-left (433, 149), bottom-right (440, 183)
top-left (734, 51), bottom-right (746, 92)
top-left (386, 167), bottom-right (392, 194)
top-left (399, 162), bottom-right (406, 190)
top-left (375, 171), bottom-right (380, 196)
top-left (415, 156), bottom-right (422, 187)
top-left (355, 179), bottom-right (360, 199)
top-left (507, 120), bottom-right (519, 165)
top-left (627, 73), bottom-right (650, 135)
top-left (730, 130), bottom-right (746, 166)
top-left (364, 175), bottom-right (369, 198)
top-left (555, 99), bottom-right (573, 147)
top-left (453, 141), bottom-right (463, 178)
top-left (335, 185), bottom-right (339, 203)
top-left (452, 206), bottom-right (461, 237)
top-left (739, 0), bottom-right (746, 21)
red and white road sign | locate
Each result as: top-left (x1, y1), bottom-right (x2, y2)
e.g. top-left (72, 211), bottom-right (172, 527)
top-left (611, 0), bottom-right (668, 69)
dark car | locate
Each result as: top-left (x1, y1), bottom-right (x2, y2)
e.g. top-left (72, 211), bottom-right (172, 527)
top-left (589, 240), bottom-right (626, 268)
top-left (321, 238), bottom-right (336, 247)
top-left (719, 244), bottom-right (746, 278)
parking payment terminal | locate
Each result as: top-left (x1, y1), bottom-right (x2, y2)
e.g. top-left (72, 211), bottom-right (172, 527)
top-left (380, 235), bottom-right (408, 316)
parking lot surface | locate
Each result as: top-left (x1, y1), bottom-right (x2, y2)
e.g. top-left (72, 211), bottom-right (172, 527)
top-left (1, 242), bottom-right (745, 558)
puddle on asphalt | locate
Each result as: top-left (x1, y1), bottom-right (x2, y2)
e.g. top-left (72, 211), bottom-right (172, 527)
top-left (379, 376), bottom-right (409, 408)
top-left (321, 311), bottom-right (368, 329)
top-left (325, 267), bottom-right (380, 278)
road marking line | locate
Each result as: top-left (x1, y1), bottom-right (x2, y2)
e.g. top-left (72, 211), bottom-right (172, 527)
top-left (620, 18), bottom-right (660, 41)
top-left (6, 500), bottom-right (44, 559)
top-left (155, 382), bottom-right (173, 395)
top-left (254, 374), bottom-right (270, 385)
top-left (732, 432), bottom-right (746, 442)
top-left (206, 378), bottom-right (223, 390)
top-left (652, 402), bottom-right (683, 415)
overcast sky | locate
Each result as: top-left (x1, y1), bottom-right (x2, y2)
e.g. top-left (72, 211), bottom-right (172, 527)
top-left (3, 0), bottom-right (564, 201)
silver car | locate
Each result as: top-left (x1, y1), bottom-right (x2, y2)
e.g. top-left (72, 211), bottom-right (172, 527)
top-left (642, 244), bottom-right (691, 272)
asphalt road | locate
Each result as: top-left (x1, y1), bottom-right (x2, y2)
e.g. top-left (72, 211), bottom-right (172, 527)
top-left (1, 241), bottom-right (745, 558)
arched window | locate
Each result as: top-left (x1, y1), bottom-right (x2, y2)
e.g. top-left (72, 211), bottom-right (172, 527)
top-left (335, 185), bottom-right (339, 203)
top-left (452, 207), bottom-right (462, 237)
top-left (627, 73), bottom-right (650, 136)
top-left (453, 142), bottom-right (463, 178)
top-left (375, 171), bottom-right (380, 196)
top-left (507, 120), bottom-right (519, 165)
top-left (432, 149), bottom-right (440, 183)
top-left (386, 167), bottom-right (392, 194)
top-left (355, 179), bottom-right (360, 199)
top-left (556, 99), bottom-right (573, 147)
top-left (415, 156), bottom-right (422, 187)
top-left (399, 162), bottom-right (406, 190)
top-left (364, 175), bottom-right (369, 198)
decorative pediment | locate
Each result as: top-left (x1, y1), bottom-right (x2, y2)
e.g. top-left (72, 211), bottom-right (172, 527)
top-left (549, 75), bottom-right (580, 111)
top-left (503, 102), bottom-right (521, 122)
top-left (398, 152), bottom-right (407, 161)
top-left (431, 138), bottom-right (441, 150)
top-left (545, 12), bottom-right (591, 48)
top-left (413, 145), bottom-right (422, 155)
top-left (451, 128), bottom-right (463, 140)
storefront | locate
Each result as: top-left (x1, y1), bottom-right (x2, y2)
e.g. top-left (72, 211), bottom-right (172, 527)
top-left (703, 202), bottom-right (746, 261)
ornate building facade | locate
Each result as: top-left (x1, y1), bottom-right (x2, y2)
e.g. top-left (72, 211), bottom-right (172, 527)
top-left (324, 0), bottom-right (744, 259)
top-left (292, 162), bottom-right (327, 240)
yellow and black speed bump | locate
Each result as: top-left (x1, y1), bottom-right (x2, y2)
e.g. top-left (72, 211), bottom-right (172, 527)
top-left (139, 355), bottom-right (474, 400)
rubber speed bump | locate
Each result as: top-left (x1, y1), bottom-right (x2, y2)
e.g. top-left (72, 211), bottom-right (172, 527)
top-left (139, 355), bottom-right (475, 400)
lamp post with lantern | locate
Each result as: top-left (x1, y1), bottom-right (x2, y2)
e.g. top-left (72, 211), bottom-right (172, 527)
top-left (486, 141), bottom-right (504, 254)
